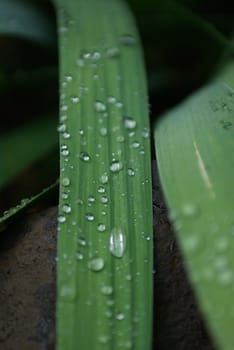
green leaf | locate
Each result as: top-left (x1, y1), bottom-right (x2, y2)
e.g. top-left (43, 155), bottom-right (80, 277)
top-left (154, 81), bottom-right (234, 350)
top-left (0, 116), bottom-right (58, 189)
top-left (55, 0), bottom-right (153, 349)
top-left (0, 0), bottom-right (56, 48)
top-left (0, 180), bottom-right (58, 231)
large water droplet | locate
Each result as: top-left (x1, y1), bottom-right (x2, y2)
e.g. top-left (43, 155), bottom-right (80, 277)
top-left (98, 186), bottom-right (105, 193)
top-left (61, 145), bottom-right (69, 156)
top-left (109, 228), bottom-right (126, 258)
top-left (70, 96), bottom-right (80, 103)
top-left (88, 257), bottom-right (105, 271)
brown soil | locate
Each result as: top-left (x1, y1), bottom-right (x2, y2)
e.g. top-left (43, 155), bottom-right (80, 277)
top-left (0, 163), bottom-right (216, 350)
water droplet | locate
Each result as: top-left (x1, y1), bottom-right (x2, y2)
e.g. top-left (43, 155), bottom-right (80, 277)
top-left (98, 186), bottom-right (105, 193)
top-left (79, 129), bottom-right (84, 136)
top-left (86, 213), bottom-right (95, 221)
top-left (116, 312), bottom-right (125, 320)
top-left (61, 192), bottom-right (68, 199)
top-left (100, 173), bottom-right (109, 184)
top-left (59, 285), bottom-right (76, 300)
top-left (88, 257), bottom-right (105, 271)
top-left (70, 96), bottom-right (80, 103)
top-left (57, 124), bottom-right (66, 133)
top-left (99, 335), bottom-right (109, 344)
top-left (97, 223), bottom-right (106, 232)
top-left (76, 252), bottom-right (83, 260)
top-left (106, 47), bottom-right (120, 58)
top-left (58, 215), bottom-right (66, 223)
top-left (120, 34), bottom-right (136, 46)
top-left (124, 117), bottom-right (137, 129)
top-left (116, 101), bottom-right (123, 108)
top-left (77, 237), bottom-right (86, 246)
top-left (63, 132), bottom-right (71, 139)
top-left (127, 168), bottom-right (135, 176)
top-left (61, 104), bottom-right (68, 112)
top-left (101, 285), bottom-right (113, 295)
top-left (110, 228), bottom-right (126, 258)
top-left (62, 177), bottom-right (70, 186)
top-left (92, 51), bottom-right (101, 60)
top-left (80, 152), bottom-right (91, 162)
top-left (99, 127), bottom-right (108, 136)
top-left (110, 160), bottom-right (123, 173)
top-left (141, 128), bottom-right (149, 138)
top-left (62, 204), bottom-right (72, 213)
top-left (101, 196), bottom-right (108, 204)
top-left (76, 58), bottom-right (84, 67)
top-left (88, 195), bottom-right (95, 203)
top-left (65, 74), bottom-right (73, 82)
top-left (181, 203), bottom-right (199, 217)
top-left (131, 141), bottom-right (140, 148)
top-left (61, 145), bottom-right (69, 156)
top-left (95, 101), bottom-right (106, 112)
top-left (183, 235), bottom-right (199, 251)
top-left (107, 96), bottom-right (116, 103)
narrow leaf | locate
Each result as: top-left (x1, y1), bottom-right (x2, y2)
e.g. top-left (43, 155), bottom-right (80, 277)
top-left (0, 180), bottom-right (58, 232)
top-left (55, 0), bottom-right (153, 349)
top-left (155, 81), bottom-right (234, 350)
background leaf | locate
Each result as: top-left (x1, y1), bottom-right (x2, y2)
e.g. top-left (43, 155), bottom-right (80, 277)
top-left (155, 80), bottom-right (234, 350)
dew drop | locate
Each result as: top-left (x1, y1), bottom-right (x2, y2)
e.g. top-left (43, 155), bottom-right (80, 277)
top-left (77, 237), bottom-right (87, 246)
top-left (116, 312), bottom-right (125, 320)
top-left (88, 257), bottom-right (105, 271)
top-left (70, 96), bottom-right (80, 103)
top-left (86, 213), bottom-right (95, 221)
top-left (62, 177), bottom-right (70, 186)
top-left (99, 127), bottom-right (108, 136)
top-left (61, 145), bottom-right (69, 156)
top-left (107, 96), bottom-right (116, 103)
top-left (131, 141), bottom-right (140, 148)
top-left (62, 204), bottom-right (72, 213)
top-left (100, 173), bottom-right (109, 184)
top-left (88, 195), bottom-right (95, 203)
top-left (92, 51), bottom-right (101, 60)
top-left (57, 124), bottom-right (66, 133)
top-left (98, 186), bottom-right (105, 193)
top-left (141, 128), bottom-right (149, 138)
top-left (76, 58), bottom-right (84, 67)
top-left (109, 228), bottom-right (126, 258)
top-left (101, 196), bottom-right (108, 204)
top-left (97, 223), bottom-right (106, 232)
top-left (110, 160), bottom-right (123, 173)
top-left (76, 252), bottom-right (83, 260)
top-left (63, 132), bottom-right (71, 139)
top-left (181, 203), bottom-right (199, 217)
top-left (106, 47), bottom-right (120, 58)
top-left (124, 117), bottom-right (137, 129)
top-left (127, 168), bottom-right (135, 176)
top-left (120, 34), bottom-right (136, 46)
top-left (80, 152), bottom-right (91, 162)
top-left (95, 101), bottom-right (107, 112)
top-left (101, 285), bottom-right (113, 295)
top-left (58, 215), bottom-right (66, 223)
